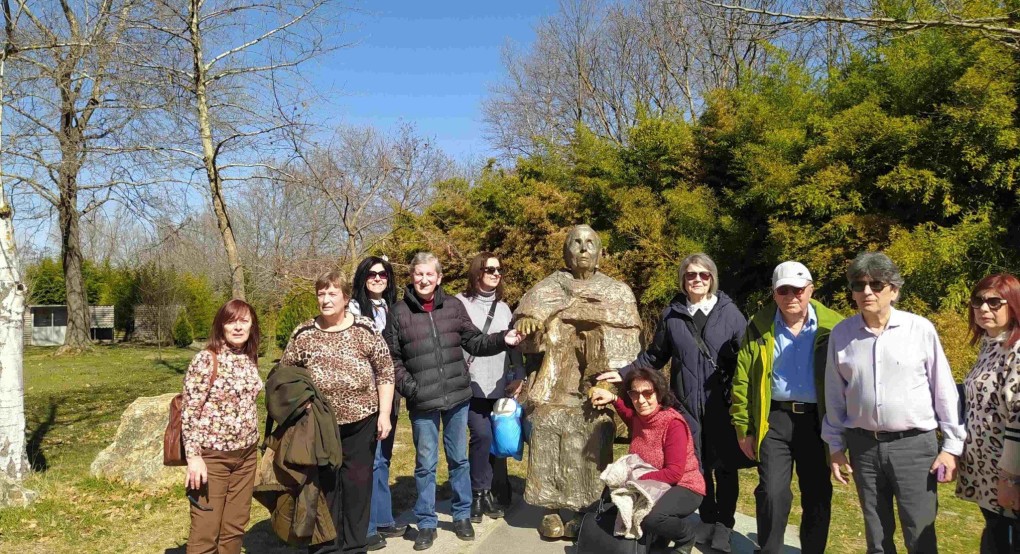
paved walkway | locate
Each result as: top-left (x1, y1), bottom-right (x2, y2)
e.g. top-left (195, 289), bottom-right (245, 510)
top-left (377, 498), bottom-right (802, 554)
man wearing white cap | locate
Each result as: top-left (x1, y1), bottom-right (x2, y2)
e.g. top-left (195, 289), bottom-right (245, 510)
top-left (730, 261), bottom-right (844, 554)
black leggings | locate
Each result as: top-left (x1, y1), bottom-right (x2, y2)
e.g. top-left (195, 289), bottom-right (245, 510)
top-left (981, 508), bottom-right (1018, 554)
top-left (641, 485), bottom-right (704, 544)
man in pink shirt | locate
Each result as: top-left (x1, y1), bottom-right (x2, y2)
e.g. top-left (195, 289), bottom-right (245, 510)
top-left (822, 252), bottom-right (965, 553)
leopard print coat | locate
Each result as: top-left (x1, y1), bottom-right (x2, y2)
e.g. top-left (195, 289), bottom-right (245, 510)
top-left (956, 333), bottom-right (1020, 517)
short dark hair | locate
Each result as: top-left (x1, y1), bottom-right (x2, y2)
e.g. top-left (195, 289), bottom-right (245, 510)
top-left (352, 256), bottom-right (396, 312)
top-left (620, 367), bottom-right (678, 411)
top-left (463, 251), bottom-right (505, 300)
top-left (207, 299), bottom-right (260, 364)
top-left (314, 269), bottom-right (352, 297)
top-left (968, 273), bottom-right (1020, 347)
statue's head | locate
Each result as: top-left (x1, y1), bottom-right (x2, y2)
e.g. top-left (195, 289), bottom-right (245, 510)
top-left (562, 224), bottom-right (602, 278)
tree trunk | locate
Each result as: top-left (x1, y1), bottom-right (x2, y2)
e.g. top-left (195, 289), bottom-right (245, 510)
top-left (57, 182), bottom-right (92, 353)
top-left (0, 203), bottom-right (32, 489)
top-left (190, 0), bottom-right (246, 301)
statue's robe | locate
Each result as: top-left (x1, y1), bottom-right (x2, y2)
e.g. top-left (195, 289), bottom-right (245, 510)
top-left (515, 269), bottom-right (641, 510)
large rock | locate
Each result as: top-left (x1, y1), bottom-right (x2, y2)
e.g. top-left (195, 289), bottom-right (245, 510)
top-left (90, 393), bottom-right (182, 489)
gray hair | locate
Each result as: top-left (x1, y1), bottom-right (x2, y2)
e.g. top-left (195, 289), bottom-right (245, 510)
top-left (847, 252), bottom-right (904, 288)
top-left (679, 253), bottom-right (719, 296)
top-left (409, 252), bottom-right (442, 276)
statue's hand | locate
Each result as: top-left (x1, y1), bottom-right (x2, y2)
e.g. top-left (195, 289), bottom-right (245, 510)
top-left (514, 317), bottom-right (543, 337)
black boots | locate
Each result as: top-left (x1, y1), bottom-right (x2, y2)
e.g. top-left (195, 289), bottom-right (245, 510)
top-left (471, 489), bottom-right (505, 523)
top-left (453, 518), bottom-right (475, 540)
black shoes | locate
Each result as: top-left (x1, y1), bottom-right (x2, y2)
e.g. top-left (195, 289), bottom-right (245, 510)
top-left (365, 533), bottom-right (386, 551)
top-left (413, 527), bottom-right (436, 551)
top-left (482, 490), bottom-right (505, 519)
top-left (471, 489), bottom-right (506, 523)
top-left (453, 518), bottom-right (475, 541)
top-left (671, 539), bottom-right (695, 554)
top-left (471, 490), bottom-right (484, 523)
top-left (377, 523), bottom-right (408, 539)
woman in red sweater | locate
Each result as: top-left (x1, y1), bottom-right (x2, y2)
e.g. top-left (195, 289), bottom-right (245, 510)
top-left (591, 367), bottom-right (706, 554)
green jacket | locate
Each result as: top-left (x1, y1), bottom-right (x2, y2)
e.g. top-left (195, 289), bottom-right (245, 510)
top-left (729, 299), bottom-right (844, 460)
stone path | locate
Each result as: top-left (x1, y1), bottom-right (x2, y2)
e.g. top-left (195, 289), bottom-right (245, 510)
top-left (375, 498), bottom-right (802, 554)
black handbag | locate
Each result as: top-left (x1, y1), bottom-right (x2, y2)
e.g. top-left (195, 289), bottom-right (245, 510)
top-left (575, 494), bottom-right (653, 554)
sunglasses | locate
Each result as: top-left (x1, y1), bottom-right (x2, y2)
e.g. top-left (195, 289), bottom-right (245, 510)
top-left (849, 281), bottom-right (889, 293)
top-left (186, 490), bottom-right (212, 512)
top-left (627, 389), bottom-right (656, 401)
top-left (366, 270), bottom-right (388, 280)
top-left (776, 286), bottom-right (806, 296)
top-left (970, 297), bottom-right (1008, 310)
top-left (684, 271), bottom-right (711, 282)
top-left (482, 266), bottom-right (502, 275)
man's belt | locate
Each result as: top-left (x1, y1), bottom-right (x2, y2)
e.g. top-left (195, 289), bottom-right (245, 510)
top-left (850, 427), bottom-right (930, 442)
top-left (770, 401), bottom-right (816, 414)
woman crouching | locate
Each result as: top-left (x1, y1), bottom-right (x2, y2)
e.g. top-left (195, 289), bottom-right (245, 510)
top-left (590, 367), bottom-right (705, 554)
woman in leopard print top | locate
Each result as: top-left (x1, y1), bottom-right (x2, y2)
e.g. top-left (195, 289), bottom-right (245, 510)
top-left (957, 273), bottom-right (1020, 553)
top-left (280, 270), bottom-right (394, 554)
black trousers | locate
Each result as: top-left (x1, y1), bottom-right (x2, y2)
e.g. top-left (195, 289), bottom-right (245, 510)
top-left (981, 508), bottom-right (1018, 554)
top-left (641, 485), bottom-right (704, 544)
top-left (755, 407), bottom-right (832, 554)
top-left (310, 412), bottom-right (379, 554)
top-left (699, 425), bottom-right (739, 529)
top-left (467, 397), bottom-right (509, 493)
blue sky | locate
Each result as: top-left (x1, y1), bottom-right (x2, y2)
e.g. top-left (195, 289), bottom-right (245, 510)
top-left (314, 1), bottom-right (555, 161)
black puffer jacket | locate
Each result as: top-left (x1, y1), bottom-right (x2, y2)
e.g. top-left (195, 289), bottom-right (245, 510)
top-left (384, 285), bottom-right (507, 412)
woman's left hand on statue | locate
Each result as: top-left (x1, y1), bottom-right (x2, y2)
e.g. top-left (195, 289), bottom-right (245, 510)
top-left (595, 370), bottom-right (622, 383)
top-left (505, 379), bottom-right (525, 398)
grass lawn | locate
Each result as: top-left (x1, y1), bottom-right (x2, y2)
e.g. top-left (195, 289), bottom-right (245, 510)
top-left (0, 345), bottom-right (984, 552)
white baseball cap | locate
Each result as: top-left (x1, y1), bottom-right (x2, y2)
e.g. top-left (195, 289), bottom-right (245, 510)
top-left (772, 261), bottom-right (813, 290)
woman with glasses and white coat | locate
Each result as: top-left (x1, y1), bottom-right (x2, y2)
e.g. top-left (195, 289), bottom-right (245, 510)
top-left (456, 252), bottom-right (526, 523)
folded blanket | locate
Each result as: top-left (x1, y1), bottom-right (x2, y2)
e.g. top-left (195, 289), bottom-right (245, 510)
top-left (600, 453), bottom-right (673, 539)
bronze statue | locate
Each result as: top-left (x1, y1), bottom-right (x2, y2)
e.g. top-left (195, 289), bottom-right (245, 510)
top-left (514, 224), bottom-right (642, 539)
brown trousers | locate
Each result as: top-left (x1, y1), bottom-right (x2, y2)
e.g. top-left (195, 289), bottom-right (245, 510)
top-left (188, 444), bottom-right (258, 554)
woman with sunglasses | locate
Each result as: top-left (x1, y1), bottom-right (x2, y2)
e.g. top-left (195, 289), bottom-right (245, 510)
top-left (597, 253), bottom-right (747, 552)
top-left (348, 256), bottom-right (406, 549)
top-left (182, 299), bottom-right (262, 554)
top-left (956, 273), bottom-right (1020, 553)
top-left (591, 367), bottom-right (705, 554)
top-left (456, 252), bottom-right (526, 523)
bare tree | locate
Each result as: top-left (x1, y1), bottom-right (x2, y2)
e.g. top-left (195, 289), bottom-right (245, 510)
top-left (483, 0), bottom-right (792, 157)
top-left (0, 0), bottom-right (164, 353)
top-left (701, 0), bottom-right (1020, 50)
top-left (0, 0), bottom-right (33, 503)
top-left (144, 0), bottom-right (346, 301)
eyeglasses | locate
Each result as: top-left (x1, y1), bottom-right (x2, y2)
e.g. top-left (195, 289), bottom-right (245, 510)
top-left (775, 286), bottom-right (806, 296)
top-left (627, 389), bottom-right (656, 401)
top-left (366, 271), bottom-right (388, 280)
top-left (849, 281), bottom-right (889, 293)
top-left (482, 266), bottom-right (502, 275)
top-left (970, 297), bottom-right (1008, 310)
top-left (684, 271), bottom-right (711, 282)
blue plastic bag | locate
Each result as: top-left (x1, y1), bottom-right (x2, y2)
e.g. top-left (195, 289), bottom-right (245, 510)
top-left (490, 398), bottom-right (524, 460)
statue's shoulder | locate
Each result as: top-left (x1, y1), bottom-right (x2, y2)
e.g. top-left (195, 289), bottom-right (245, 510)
top-left (591, 271), bottom-right (637, 299)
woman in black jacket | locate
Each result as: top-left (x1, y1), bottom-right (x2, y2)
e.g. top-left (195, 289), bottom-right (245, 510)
top-left (599, 253), bottom-right (747, 553)
top-left (383, 252), bottom-right (523, 551)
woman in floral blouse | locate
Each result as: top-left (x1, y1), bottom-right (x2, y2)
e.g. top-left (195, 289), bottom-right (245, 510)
top-left (181, 299), bottom-right (263, 554)
top-left (957, 273), bottom-right (1020, 553)
top-left (281, 270), bottom-right (395, 554)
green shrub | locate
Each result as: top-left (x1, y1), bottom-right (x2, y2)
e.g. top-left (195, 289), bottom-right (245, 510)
top-left (275, 291), bottom-right (319, 350)
top-left (173, 311), bottom-right (194, 348)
